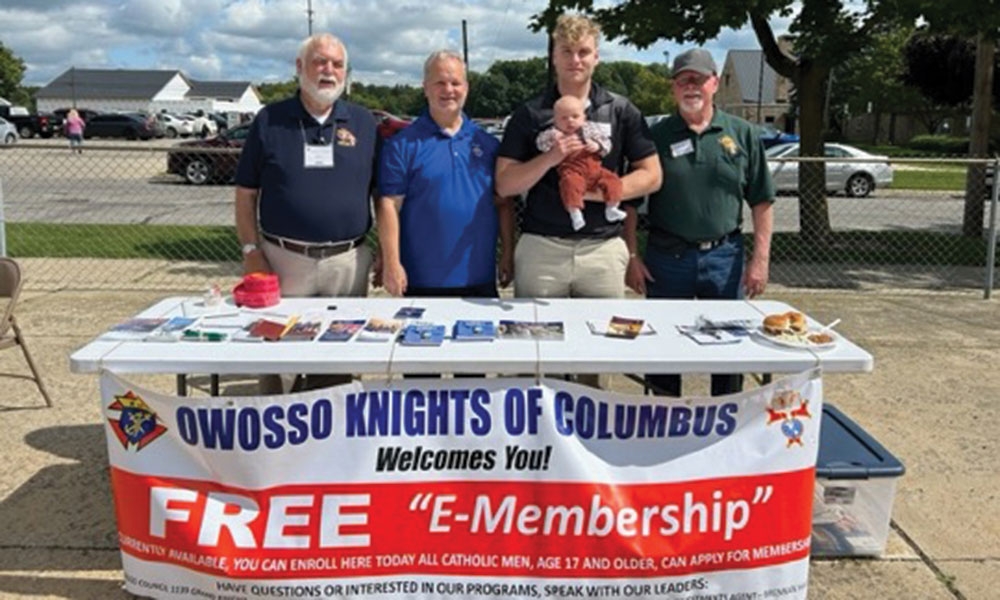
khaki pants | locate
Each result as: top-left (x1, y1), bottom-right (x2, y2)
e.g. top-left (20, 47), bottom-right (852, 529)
top-left (259, 239), bottom-right (373, 393)
top-left (514, 233), bottom-right (628, 299)
top-left (514, 233), bottom-right (628, 388)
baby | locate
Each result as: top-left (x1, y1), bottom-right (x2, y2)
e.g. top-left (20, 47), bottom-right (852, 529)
top-left (536, 95), bottom-right (625, 231)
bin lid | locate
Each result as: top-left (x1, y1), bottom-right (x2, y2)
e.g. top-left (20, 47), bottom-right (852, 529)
top-left (817, 404), bottom-right (905, 480)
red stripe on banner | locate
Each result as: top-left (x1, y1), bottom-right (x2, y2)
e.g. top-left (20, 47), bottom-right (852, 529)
top-left (111, 468), bottom-right (814, 580)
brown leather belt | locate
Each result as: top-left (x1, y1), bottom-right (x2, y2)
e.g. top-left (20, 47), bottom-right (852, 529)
top-left (262, 233), bottom-right (363, 258)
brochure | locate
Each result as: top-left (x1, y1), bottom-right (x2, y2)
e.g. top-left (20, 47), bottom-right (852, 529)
top-left (676, 325), bottom-right (744, 345)
top-left (102, 317), bottom-right (168, 340)
top-left (394, 306), bottom-right (426, 319)
top-left (318, 319), bottom-right (367, 342)
top-left (453, 320), bottom-right (496, 341)
top-left (356, 317), bottom-right (404, 342)
top-left (281, 319), bottom-right (322, 342)
top-left (586, 318), bottom-right (657, 338)
top-left (400, 322), bottom-right (447, 346)
top-left (498, 320), bottom-right (564, 341)
top-left (144, 316), bottom-right (200, 342)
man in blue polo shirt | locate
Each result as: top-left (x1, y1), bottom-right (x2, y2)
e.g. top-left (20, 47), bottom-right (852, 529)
top-left (234, 32), bottom-right (378, 392)
top-left (377, 50), bottom-right (514, 298)
top-left (235, 32), bottom-right (378, 298)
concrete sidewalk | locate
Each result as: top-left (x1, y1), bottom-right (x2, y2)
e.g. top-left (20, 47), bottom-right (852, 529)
top-left (0, 278), bottom-right (998, 599)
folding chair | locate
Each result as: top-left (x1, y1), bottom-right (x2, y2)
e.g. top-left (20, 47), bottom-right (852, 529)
top-left (0, 258), bottom-right (53, 407)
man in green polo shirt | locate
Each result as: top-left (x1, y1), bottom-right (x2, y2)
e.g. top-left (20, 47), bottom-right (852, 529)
top-left (641, 48), bottom-right (775, 397)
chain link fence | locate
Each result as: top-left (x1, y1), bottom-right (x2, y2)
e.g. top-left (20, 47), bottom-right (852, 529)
top-left (0, 138), bottom-right (998, 295)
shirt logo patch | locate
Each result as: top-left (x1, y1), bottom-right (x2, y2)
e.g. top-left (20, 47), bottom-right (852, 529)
top-left (472, 144), bottom-right (483, 158)
top-left (719, 135), bottom-right (739, 156)
top-left (336, 127), bottom-right (357, 147)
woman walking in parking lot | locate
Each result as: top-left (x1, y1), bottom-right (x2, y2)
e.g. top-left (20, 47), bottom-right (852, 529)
top-left (65, 109), bottom-right (85, 154)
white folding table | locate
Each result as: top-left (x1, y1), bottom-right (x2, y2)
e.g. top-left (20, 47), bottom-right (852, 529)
top-left (70, 296), bottom-right (872, 393)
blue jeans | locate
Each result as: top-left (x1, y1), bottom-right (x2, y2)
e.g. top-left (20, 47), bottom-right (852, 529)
top-left (645, 236), bottom-right (744, 397)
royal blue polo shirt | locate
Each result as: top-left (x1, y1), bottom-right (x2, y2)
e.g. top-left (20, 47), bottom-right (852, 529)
top-left (235, 92), bottom-right (378, 243)
top-left (378, 111), bottom-right (499, 288)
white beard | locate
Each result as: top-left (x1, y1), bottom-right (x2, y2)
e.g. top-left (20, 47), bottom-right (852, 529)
top-left (302, 77), bottom-right (345, 107)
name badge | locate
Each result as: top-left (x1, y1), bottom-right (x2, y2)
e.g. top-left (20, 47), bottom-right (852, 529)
top-left (304, 143), bottom-right (334, 168)
top-left (670, 139), bottom-right (694, 158)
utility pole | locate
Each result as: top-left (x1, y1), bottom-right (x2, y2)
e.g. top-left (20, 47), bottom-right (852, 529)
top-left (306, 0), bottom-right (314, 36)
top-left (756, 52), bottom-right (764, 124)
top-left (70, 66), bottom-right (77, 109)
top-left (462, 20), bottom-right (469, 68)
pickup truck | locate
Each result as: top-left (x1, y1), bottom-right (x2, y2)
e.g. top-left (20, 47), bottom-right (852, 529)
top-left (0, 105), bottom-right (63, 139)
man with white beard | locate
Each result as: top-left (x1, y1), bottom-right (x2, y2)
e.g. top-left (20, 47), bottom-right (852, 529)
top-left (642, 48), bottom-right (775, 398)
top-left (235, 33), bottom-right (378, 392)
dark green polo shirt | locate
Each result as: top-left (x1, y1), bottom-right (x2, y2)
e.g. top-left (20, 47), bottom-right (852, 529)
top-left (647, 108), bottom-right (774, 242)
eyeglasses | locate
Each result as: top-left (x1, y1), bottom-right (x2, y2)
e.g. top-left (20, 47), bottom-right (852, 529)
top-left (673, 73), bottom-right (712, 87)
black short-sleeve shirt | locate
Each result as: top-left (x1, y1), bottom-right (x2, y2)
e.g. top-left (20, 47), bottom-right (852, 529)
top-left (235, 93), bottom-right (378, 243)
top-left (497, 83), bottom-right (656, 238)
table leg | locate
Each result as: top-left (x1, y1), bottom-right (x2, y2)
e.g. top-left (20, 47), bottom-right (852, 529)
top-left (210, 374), bottom-right (220, 396)
top-left (176, 374), bottom-right (187, 396)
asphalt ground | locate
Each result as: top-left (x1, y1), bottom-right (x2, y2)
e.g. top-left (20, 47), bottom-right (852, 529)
top-left (0, 264), bottom-right (998, 599)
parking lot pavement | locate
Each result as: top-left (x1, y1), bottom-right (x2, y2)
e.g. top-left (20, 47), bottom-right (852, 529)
top-left (1, 272), bottom-right (998, 599)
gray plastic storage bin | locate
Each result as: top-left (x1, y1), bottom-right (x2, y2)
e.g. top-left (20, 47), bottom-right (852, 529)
top-left (811, 404), bottom-right (905, 557)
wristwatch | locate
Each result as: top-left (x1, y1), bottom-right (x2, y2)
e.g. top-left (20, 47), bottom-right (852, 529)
top-left (241, 243), bottom-right (259, 256)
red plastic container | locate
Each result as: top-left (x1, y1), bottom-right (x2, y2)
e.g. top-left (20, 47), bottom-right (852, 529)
top-left (232, 272), bottom-right (281, 308)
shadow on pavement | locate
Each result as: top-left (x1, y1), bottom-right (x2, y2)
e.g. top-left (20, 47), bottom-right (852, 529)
top-left (0, 425), bottom-right (120, 571)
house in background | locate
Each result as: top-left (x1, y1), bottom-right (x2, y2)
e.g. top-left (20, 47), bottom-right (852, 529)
top-left (716, 48), bottom-right (795, 132)
top-left (35, 68), bottom-right (261, 116)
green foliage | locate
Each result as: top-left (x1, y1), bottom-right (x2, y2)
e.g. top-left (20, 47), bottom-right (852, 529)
top-left (251, 57), bottom-right (671, 120)
top-left (0, 42), bottom-right (28, 105)
top-left (907, 134), bottom-right (971, 154)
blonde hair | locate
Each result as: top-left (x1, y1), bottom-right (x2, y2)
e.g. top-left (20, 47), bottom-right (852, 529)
top-left (553, 14), bottom-right (601, 47)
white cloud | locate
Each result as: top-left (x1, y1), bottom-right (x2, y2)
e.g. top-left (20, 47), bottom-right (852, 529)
top-left (1, 0), bottom-right (789, 88)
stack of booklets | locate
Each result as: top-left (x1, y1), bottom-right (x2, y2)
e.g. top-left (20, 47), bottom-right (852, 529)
top-left (318, 319), bottom-right (367, 342)
top-left (356, 318), bottom-right (404, 342)
top-left (452, 320), bottom-right (496, 341)
top-left (400, 322), bottom-right (447, 346)
top-left (497, 320), bottom-right (564, 340)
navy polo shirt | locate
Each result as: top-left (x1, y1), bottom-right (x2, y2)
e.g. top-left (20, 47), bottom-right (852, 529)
top-left (378, 112), bottom-right (499, 288)
top-left (235, 93), bottom-right (378, 243)
top-left (498, 83), bottom-right (656, 239)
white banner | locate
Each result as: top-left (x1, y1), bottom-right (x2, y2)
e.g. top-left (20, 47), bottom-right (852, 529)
top-left (99, 370), bottom-right (823, 600)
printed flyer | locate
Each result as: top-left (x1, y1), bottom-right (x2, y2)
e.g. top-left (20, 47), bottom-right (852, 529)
top-left (99, 370), bottom-right (823, 600)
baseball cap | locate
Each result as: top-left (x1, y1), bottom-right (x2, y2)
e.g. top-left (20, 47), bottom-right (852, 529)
top-left (672, 48), bottom-right (717, 77)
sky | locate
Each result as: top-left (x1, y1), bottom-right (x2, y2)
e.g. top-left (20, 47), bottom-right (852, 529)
top-left (0, 0), bottom-right (789, 89)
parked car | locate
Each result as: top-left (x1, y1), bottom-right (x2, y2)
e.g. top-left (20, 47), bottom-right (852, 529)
top-left (0, 116), bottom-right (18, 146)
top-left (759, 124), bottom-right (799, 148)
top-left (370, 109), bottom-right (411, 139)
top-left (184, 111), bottom-right (219, 138)
top-left (83, 113), bottom-right (156, 140)
top-left (0, 105), bottom-right (62, 139)
top-left (52, 107), bottom-right (102, 123)
top-left (766, 142), bottom-right (893, 198)
top-left (157, 113), bottom-right (195, 138)
top-left (166, 124), bottom-right (251, 185)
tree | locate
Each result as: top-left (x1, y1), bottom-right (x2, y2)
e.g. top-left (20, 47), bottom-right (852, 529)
top-left (830, 24), bottom-right (927, 144)
top-left (904, 1), bottom-right (1000, 236)
top-left (0, 42), bottom-right (30, 107)
top-left (534, 0), bottom-right (909, 244)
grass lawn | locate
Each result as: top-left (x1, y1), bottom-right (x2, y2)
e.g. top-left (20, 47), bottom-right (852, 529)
top-left (6, 224), bottom-right (988, 267)
top-left (892, 166), bottom-right (966, 190)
